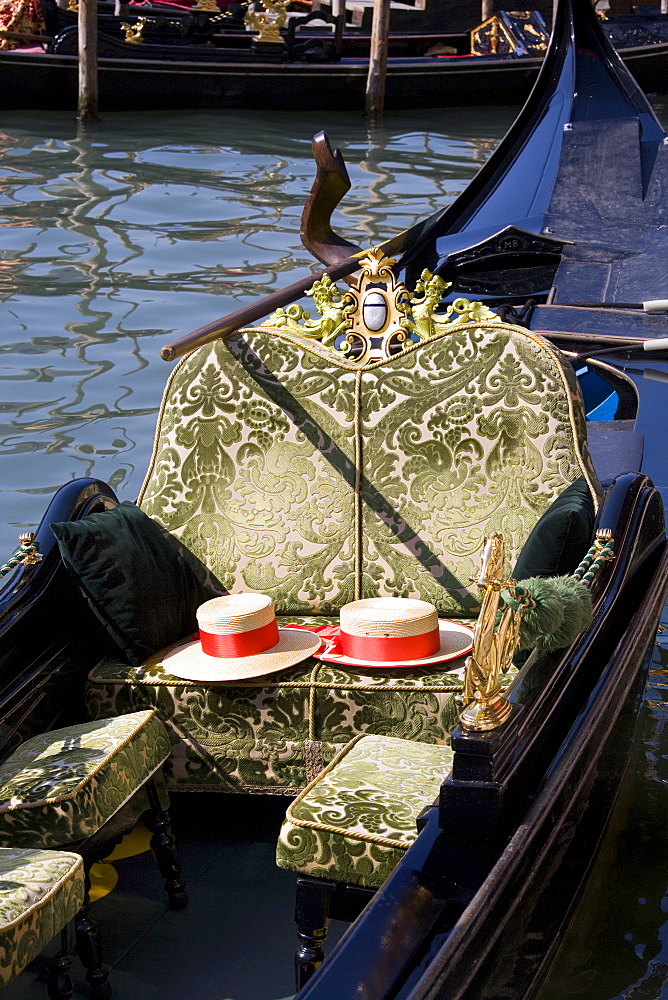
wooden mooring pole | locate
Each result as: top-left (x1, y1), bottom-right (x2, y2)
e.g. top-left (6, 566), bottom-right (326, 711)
top-left (481, 0), bottom-right (493, 19)
top-left (365, 0), bottom-right (390, 117)
top-left (78, 0), bottom-right (99, 121)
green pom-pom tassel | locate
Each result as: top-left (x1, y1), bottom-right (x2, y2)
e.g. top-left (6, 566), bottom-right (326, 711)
top-left (503, 576), bottom-right (593, 652)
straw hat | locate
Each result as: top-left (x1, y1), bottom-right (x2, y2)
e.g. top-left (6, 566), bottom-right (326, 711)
top-left (162, 594), bottom-right (321, 682)
top-left (324, 597), bottom-right (473, 669)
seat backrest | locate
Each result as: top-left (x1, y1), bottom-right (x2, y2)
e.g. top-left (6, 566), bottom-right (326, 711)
top-left (140, 263), bottom-right (600, 617)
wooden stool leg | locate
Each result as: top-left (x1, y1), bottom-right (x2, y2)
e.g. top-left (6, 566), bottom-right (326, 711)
top-left (145, 777), bottom-right (188, 910)
top-left (47, 926), bottom-right (74, 1000)
top-left (295, 876), bottom-right (334, 990)
top-left (75, 883), bottom-right (111, 1000)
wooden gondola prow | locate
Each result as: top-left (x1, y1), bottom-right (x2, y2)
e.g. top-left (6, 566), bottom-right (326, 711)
top-left (78, 0), bottom-right (99, 121)
top-left (300, 131), bottom-right (364, 270)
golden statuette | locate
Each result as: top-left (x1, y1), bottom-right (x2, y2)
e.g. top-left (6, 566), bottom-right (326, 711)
top-left (260, 248), bottom-right (496, 366)
top-left (459, 534), bottom-right (526, 732)
top-left (244, 0), bottom-right (289, 43)
top-left (121, 17), bottom-right (148, 43)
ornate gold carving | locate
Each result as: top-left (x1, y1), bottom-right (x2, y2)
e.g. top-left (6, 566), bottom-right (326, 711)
top-left (244, 0), bottom-right (289, 43)
top-left (459, 534), bottom-right (526, 732)
top-left (67, 0), bottom-right (78, 11)
top-left (261, 249), bottom-right (496, 366)
top-left (193, 0), bottom-right (218, 9)
top-left (120, 17), bottom-right (148, 43)
top-left (0, 532), bottom-right (42, 578)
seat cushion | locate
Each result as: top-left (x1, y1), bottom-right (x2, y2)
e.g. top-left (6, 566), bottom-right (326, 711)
top-left (86, 615), bottom-right (473, 794)
top-left (276, 734), bottom-right (454, 888)
top-left (0, 847), bottom-right (84, 988)
top-left (0, 711), bottom-right (170, 849)
top-left (512, 475), bottom-right (596, 580)
top-left (51, 501), bottom-right (222, 667)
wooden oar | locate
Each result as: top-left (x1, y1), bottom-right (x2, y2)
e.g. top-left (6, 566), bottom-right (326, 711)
top-left (160, 132), bottom-right (409, 363)
top-left (160, 255), bottom-right (363, 362)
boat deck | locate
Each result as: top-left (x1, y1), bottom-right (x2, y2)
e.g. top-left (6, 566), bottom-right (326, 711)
top-left (1, 794), bottom-right (347, 1000)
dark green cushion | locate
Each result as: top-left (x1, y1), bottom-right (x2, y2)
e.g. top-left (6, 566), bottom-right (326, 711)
top-left (512, 477), bottom-right (595, 581)
top-left (51, 501), bottom-right (222, 666)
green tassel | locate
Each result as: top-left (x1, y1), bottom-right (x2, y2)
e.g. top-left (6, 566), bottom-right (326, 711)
top-left (503, 576), bottom-right (593, 652)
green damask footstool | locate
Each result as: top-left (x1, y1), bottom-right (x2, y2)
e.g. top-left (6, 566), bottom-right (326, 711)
top-left (276, 732), bottom-right (455, 988)
top-left (0, 710), bottom-right (187, 999)
top-left (0, 847), bottom-right (84, 996)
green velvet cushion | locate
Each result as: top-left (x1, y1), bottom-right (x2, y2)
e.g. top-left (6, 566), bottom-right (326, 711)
top-left (276, 734), bottom-right (454, 888)
top-left (85, 613), bottom-right (476, 794)
top-left (0, 710), bottom-right (170, 849)
top-left (0, 848), bottom-right (84, 988)
top-left (512, 476), bottom-right (595, 581)
top-left (51, 501), bottom-right (221, 667)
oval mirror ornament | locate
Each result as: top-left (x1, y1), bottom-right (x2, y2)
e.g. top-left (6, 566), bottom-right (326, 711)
top-left (363, 290), bottom-right (388, 332)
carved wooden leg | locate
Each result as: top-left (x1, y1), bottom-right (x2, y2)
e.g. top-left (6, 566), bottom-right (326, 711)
top-left (75, 882), bottom-right (111, 1000)
top-left (145, 777), bottom-right (188, 910)
top-left (295, 876), bottom-right (334, 990)
top-left (47, 926), bottom-right (74, 1000)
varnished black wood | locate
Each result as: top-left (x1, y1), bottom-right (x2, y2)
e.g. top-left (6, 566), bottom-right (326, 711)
top-left (145, 777), bottom-right (188, 910)
top-left (46, 927), bottom-right (74, 1000)
top-left (75, 884), bottom-right (111, 1000)
top-left (295, 877), bottom-right (334, 989)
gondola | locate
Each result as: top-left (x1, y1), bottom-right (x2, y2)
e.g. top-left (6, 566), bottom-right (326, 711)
top-left (0, 0), bottom-right (666, 996)
top-left (1, 0), bottom-right (667, 110)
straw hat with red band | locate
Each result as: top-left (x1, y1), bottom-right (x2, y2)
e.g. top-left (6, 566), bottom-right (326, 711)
top-left (321, 597), bottom-right (474, 669)
top-left (162, 594), bottom-right (321, 682)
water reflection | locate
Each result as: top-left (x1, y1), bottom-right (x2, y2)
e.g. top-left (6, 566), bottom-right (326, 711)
top-left (0, 98), bottom-right (667, 1000)
top-left (0, 106), bottom-right (518, 548)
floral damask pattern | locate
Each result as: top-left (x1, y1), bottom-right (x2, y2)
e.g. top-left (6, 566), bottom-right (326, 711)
top-left (0, 711), bottom-right (170, 848)
top-left (139, 322), bottom-right (599, 619)
top-left (85, 616), bottom-right (472, 793)
top-left (0, 848), bottom-right (84, 987)
top-left (276, 734), bottom-right (454, 887)
top-left (115, 320), bottom-right (598, 792)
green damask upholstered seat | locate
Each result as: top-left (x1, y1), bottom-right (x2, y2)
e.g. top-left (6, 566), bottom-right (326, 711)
top-left (0, 847), bottom-right (84, 990)
top-left (276, 734), bottom-right (454, 888)
top-left (87, 617), bottom-right (468, 793)
top-left (85, 318), bottom-right (601, 791)
top-left (0, 711), bottom-right (170, 849)
top-left (0, 710), bottom-right (186, 998)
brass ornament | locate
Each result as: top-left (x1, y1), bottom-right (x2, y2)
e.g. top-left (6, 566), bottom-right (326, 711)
top-left (193, 0), bottom-right (218, 9)
top-left (261, 249), bottom-right (496, 366)
top-left (459, 534), bottom-right (526, 732)
top-left (67, 0), bottom-right (78, 11)
top-left (244, 0), bottom-right (289, 43)
top-left (0, 532), bottom-right (42, 578)
top-left (120, 17), bottom-right (148, 43)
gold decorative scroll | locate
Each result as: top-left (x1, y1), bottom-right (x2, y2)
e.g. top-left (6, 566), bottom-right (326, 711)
top-left (244, 0), bottom-right (289, 43)
top-left (260, 248), bottom-right (496, 366)
top-left (120, 17), bottom-right (148, 42)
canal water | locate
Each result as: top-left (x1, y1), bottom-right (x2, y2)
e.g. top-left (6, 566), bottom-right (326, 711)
top-left (0, 100), bottom-right (667, 999)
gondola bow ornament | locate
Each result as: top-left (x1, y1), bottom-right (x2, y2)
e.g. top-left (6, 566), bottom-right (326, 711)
top-left (259, 248), bottom-right (496, 366)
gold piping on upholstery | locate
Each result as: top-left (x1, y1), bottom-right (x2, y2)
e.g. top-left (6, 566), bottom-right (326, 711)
top-left (0, 711), bottom-right (162, 814)
top-left (283, 734), bottom-right (451, 850)
top-left (354, 369), bottom-right (363, 600)
top-left (0, 853), bottom-right (84, 932)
